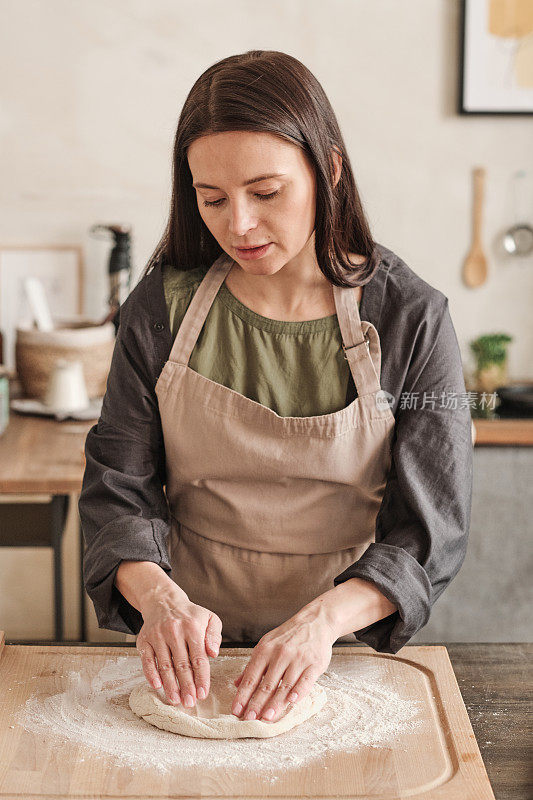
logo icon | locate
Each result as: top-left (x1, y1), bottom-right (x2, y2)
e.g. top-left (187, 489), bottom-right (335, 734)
top-left (375, 390), bottom-right (395, 411)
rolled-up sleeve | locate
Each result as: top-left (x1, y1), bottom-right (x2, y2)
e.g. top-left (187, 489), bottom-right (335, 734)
top-left (78, 286), bottom-right (172, 636)
top-left (334, 299), bottom-right (473, 653)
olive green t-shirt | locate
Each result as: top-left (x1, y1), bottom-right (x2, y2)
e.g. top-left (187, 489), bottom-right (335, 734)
top-left (163, 264), bottom-right (360, 417)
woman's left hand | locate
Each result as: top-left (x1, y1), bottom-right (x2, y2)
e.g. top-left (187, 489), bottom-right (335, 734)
top-left (230, 604), bottom-right (337, 723)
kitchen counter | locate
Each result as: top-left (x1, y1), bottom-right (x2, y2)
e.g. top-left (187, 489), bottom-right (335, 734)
top-left (3, 639), bottom-right (530, 799)
top-left (473, 418), bottom-right (533, 446)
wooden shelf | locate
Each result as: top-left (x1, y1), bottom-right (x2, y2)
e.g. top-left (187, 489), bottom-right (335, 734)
top-left (473, 418), bottom-right (533, 446)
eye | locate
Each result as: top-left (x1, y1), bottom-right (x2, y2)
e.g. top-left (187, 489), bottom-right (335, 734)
top-left (255, 190), bottom-right (280, 202)
top-left (202, 190), bottom-right (280, 208)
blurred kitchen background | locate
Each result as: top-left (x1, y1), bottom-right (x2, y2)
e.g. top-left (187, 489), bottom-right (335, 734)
top-left (0, 0), bottom-right (532, 645)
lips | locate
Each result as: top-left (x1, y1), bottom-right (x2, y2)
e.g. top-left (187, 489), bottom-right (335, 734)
top-left (234, 242), bottom-right (272, 260)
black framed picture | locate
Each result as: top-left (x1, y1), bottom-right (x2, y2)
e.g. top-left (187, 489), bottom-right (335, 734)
top-left (459, 0), bottom-right (533, 115)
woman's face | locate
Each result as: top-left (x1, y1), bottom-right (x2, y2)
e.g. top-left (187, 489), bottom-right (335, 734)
top-left (187, 130), bottom-right (317, 276)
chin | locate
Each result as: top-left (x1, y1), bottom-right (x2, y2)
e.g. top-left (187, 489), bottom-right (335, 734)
top-left (240, 263), bottom-right (283, 278)
top-left (232, 254), bottom-right (283, 275)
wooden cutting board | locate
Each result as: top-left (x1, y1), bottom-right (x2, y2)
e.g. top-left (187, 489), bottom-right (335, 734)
top-left (0, 632), bottom-right (494, 799)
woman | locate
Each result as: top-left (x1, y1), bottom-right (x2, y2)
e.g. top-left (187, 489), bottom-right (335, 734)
top-left (79, 50), bottom-right (473, 725)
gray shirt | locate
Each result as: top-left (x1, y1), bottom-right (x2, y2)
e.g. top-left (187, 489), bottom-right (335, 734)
top-left (78, 242), bottom-right (473, 653)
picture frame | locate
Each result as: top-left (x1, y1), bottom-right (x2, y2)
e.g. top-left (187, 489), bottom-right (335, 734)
top-left (0, 245), bottom-right (84, 370)
top-left (459, 0), bottom-right (533, 115)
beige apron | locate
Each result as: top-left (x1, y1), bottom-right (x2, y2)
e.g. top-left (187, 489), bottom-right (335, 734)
top-left (155, 253), bottom-right (395, 643)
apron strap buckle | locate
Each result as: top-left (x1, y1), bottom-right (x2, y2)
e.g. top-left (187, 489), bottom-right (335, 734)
top-left (342, 333), bottom-right (370, 359)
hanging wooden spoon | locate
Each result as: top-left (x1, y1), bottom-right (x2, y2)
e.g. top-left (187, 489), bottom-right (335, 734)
top-left (462, 166), bottom-right (488, 288)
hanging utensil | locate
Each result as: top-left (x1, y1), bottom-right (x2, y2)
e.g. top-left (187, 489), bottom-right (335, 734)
top-left (462, 167), bottom-right (488, 288)
top-left (502, 170), bottom-right (533, 257)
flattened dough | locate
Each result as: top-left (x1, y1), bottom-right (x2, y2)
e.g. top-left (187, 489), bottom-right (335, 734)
top-left (128, 657), bottom-right (327, 739)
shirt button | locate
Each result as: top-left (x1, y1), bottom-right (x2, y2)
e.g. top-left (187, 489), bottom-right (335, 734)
top-left (153, 322), bottom-right (165, 332)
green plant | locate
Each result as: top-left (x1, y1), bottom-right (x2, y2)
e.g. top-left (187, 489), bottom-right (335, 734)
top-left (470, 333), bottom-right (513, 370)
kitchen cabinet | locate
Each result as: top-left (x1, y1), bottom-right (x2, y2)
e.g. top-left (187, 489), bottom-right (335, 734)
top-left (413, 420), bottom-right (533, 644)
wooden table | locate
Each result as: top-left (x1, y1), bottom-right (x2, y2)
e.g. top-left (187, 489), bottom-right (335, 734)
top-left (0, 415), bottom-right (92, 493)
top-left (0, 415), bottom-right (94, 640)
top-left (446, 643), bottom-right (532, 800)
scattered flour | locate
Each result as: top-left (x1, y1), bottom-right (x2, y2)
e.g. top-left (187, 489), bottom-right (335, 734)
top-left (15, 654), bottom-right (422, 777)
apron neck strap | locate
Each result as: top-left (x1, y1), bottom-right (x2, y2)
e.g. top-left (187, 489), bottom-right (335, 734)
top-left (168, 253), bottom-right (380, 397)
top-left (168, 252), bottom-right (233, 366)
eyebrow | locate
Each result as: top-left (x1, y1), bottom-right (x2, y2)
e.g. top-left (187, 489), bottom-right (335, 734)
top-left (192, 173), bottom-right (286, 190)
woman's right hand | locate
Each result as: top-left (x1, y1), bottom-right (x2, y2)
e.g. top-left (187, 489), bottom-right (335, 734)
top-left (135, 589), bottom-right (223, 707)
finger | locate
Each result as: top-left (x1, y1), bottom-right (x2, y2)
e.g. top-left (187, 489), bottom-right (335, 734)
top-left (231, 655), bottom-right (268, 718)
top-left (258, 663), bottom-right (302, 723)
top-left (137, 640), bottom-right (162, 690)
top-left (153, 640), bottom-right (181, 705)
top-left (283, 664), bottom-right (319, 705)
top-left (167, 636), bottom-right (197, 708)
top-left (205, 613), bottom-right (223, 658)
top-left (240, 661), bottom-right (288, 721)
top-left (186, 635), bottom-right (211, 701)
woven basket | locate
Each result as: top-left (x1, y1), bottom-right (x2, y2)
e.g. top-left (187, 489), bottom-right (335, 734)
top-left (15, 319), bottom-right (115, 400)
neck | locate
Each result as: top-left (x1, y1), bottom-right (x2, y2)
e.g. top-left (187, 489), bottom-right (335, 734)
top-left (228, 242), bottom-right (333, 317)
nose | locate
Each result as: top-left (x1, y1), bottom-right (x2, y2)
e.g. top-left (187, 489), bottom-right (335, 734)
top-left (228, 198), bottom-right (257, 237)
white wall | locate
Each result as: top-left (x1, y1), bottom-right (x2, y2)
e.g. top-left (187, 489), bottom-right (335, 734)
top-left (1, 0), bottom-right (532, 640)
top-left (1, 0), bottom-right (532, 375)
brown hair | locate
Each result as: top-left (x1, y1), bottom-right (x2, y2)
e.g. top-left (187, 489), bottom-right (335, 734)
top-left (146, 49), bottom-right (380, 288)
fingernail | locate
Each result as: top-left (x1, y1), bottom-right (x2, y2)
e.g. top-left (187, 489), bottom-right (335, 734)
top-left (244, 709), bottom-right (256, 721)
top-left (262, 708), bottom-right (275, 720)
top-left (197, 687), bottom-right (206, 700)
top-left (184, 694), bottom-right (194, 708)
top-left (153, 678), bottom-right (162, 689)
top-left (288, 691), bottom-right (298, 702)
top-left (170, 692), bottom-right (180, 704)
top-left (232, 702), bottom-right (243, 716)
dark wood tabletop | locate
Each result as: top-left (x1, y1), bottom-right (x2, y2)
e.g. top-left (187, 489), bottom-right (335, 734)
top-left (5, 640), bottom-right (530, 799)
top-left (445, 643), bottom-right (532, 800)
